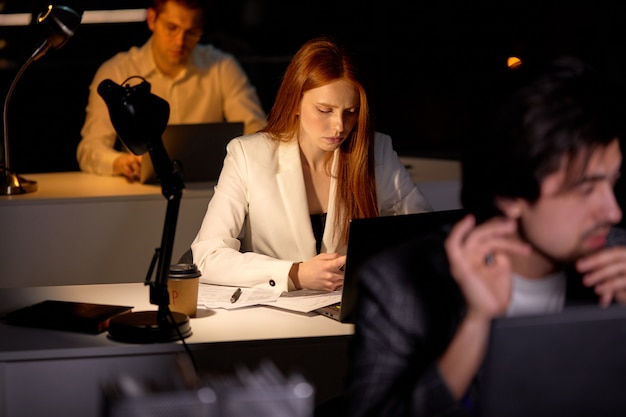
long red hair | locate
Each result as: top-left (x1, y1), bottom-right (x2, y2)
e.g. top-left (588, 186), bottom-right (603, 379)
top-left (260, 36), bottom-right (378, 245)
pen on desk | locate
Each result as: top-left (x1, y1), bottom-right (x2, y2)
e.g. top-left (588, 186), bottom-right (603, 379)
top-left (230, 287), bottom-right (242, 303)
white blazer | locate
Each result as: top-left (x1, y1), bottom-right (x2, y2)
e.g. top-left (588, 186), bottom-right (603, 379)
top-left (191, 131), bottom-right (432, 291)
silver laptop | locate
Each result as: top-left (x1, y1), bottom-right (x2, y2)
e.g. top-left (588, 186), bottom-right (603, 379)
top-left (140, 122), bottom-right (243, 184)
top-left (316, 209), bottom-right (466, 322)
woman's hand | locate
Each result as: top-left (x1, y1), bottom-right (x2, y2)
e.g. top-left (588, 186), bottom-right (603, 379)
top-left (290, 253), bottom-right (346, 291)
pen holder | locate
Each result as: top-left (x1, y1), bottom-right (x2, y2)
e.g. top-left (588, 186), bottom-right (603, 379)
top-left (167, 264), bottom-right (201, 318)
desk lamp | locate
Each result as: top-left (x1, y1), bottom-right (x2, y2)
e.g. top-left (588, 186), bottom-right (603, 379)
top-left (97, 77), bottom-right (192, 343)
top-left (1, 4), bottom-right (82, 195)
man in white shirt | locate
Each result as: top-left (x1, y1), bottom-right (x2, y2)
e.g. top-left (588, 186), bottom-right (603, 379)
top-left (76, 0), bottom-right (267, 181)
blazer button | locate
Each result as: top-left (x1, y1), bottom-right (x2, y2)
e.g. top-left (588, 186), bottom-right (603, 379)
top-left (269, 279), bottom-right (276, 287)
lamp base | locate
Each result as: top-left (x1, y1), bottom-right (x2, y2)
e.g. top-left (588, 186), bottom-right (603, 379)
top-left (0, 170), bottom-right (37, 195)
top-left (107, 310), bottom-right (192, 344)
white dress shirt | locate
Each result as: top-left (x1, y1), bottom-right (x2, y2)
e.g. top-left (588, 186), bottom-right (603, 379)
top-left (76, 37), bottom-right (267, 175)
top-left (191, 131), bottom-right (432, 291)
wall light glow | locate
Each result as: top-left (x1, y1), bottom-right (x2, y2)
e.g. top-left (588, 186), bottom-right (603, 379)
top-left (507, 56), bottom-right (522, 69)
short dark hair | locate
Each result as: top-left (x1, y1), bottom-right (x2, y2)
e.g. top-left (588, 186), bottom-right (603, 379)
top-left (151, 0), bottom-right (209, 34)
top-left (461, 56), bottom-right (626, 222)
top-left (151, 0), bottom-right (208, 17)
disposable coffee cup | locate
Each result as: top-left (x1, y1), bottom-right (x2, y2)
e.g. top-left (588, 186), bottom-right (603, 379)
top-left (167, 263), bottom-right (201, 317)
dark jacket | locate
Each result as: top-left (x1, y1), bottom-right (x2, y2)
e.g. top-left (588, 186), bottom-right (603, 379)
top-left (345, 223), bottom-right (626, 417)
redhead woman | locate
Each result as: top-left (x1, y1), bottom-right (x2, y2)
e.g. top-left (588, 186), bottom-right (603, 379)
top-left (191, 36), bottom-right (431, 292)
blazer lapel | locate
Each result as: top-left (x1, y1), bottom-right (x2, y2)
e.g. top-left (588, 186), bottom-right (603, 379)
top-left (276, 140), bottom-right (317, 258)
top-left (322, 149), bottom-right (345, 254)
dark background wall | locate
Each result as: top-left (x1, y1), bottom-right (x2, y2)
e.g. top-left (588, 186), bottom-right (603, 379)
top-left (1, 0), bottom-right (626, 174)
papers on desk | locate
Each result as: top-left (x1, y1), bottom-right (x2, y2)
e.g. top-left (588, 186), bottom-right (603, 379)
top-left (261, 289), bottom-right (341, 313)
top-left (198, 284), bottom-right (281, 310)
top-left (197, 284), bottom-right (341, 313)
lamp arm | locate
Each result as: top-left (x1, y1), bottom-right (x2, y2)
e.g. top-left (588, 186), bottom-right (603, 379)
top-left (2, 55), bottom-right (35, 173)
top-left (146, 136), bottom-right (184, 323)
top-left (153, 188), bottom-right (182, 324)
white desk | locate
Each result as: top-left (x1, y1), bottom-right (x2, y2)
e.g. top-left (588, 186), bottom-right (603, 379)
top-left (399, 156), bottom-right (461, 212)
top-left (0, 172), bottom-right (214, 288)
top-left (0, 160), bottom-right (460, 289)
top-left (0, 283), bottom-right (354, 417)
top-left (0, 160), bottom-right (460, 415)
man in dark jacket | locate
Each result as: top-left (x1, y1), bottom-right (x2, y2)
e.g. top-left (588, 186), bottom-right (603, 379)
top-left (345, 56), bottom-right (626, 417)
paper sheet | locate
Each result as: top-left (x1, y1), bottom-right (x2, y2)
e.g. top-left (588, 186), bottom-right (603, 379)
top-left (197, 285), bottom-right (341, 313)
top-left (261, 289), bottom-right (341, 313)
top-left (197, 284), bottom-right (281, 310)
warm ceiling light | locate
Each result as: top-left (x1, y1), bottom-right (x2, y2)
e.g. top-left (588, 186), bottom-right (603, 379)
top-left (507, 56), bottom-right (522, 69)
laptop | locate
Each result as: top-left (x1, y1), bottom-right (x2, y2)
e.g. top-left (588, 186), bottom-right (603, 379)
top-left (315, 209), bottom-right (466, 322)
top-left (140, 122), bottom-right (244, 184)
top-left (479, 305), bottom-right (626, 417)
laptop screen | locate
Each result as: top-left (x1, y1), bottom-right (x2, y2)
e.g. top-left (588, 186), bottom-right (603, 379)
top-left (340, 209), bottom-right (465, 323)
top-left (479, 305), bottom-right (626, 417)
top-left (140, 122), bottom-right (243, 184)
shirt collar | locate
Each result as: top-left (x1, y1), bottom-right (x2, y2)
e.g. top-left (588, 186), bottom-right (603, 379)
top-left (138, 36), bottom-right (200, 80)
